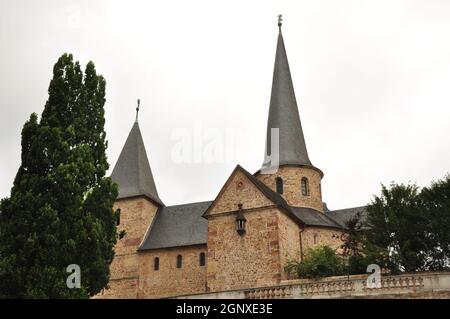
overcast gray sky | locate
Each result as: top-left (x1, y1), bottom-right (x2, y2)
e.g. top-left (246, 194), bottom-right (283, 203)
top-left (1, 0), bottom-right (450, 210)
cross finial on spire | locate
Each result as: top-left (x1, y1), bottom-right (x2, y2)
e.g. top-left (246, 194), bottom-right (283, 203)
top-left (136, 99), bottom-right (140, 122)
top-left (277, 14), bottom-right (283, 30)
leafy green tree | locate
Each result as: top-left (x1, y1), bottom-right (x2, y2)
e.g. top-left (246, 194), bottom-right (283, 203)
top-left (340, 177), bottom-right (450, 275)
top-left (364, 183), bottom-right (429, 273)
top-left (285, 246), bottom-right (345, 279)
top-left (420, 175), bottom-right (450, 270)
top-left (0, 53), bottom-right (120, 298)
top-left (339, 211), bottom-right (388, 275)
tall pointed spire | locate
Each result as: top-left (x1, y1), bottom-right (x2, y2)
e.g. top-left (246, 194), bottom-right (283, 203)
top-left (111, 106), bottom-right (164, 206)
top-left (262, 17), bottom-right (312, 169)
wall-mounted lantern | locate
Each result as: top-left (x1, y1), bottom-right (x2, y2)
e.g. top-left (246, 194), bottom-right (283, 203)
top-left (236, 203), bottom-right (246, 236)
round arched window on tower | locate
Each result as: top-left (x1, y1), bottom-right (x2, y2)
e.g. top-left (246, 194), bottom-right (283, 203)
top-left (301, 177), bottom-right (310, 196)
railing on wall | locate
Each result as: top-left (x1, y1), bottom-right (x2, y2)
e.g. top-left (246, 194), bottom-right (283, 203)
top-left (364, 275), bottom-right (424, 291)
top-left (173, 271), bottom-right (450, 299)
top-left (245, 286), bottom-right (293, 299)
top-left (242, 272), bottom-right (447, 299)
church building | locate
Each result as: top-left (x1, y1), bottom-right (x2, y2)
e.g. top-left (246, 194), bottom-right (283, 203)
top-left (100, 20), bottom-right (365, 299)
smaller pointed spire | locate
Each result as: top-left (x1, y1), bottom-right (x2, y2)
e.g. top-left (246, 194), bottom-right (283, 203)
top-left (135, 98), bottom-right (140, 122)
top-left (111, 112), bottom-right (164, 206)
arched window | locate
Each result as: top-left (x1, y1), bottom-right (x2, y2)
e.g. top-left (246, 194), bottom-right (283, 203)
top-left (154, 257), bottom-right (159, 271)
top-left (276, 177), bottom-right (283, 194)
top-left (199, 252), bottom-right (206, 266)
top-left (176, 255), bottom-right (182, 268)
top-left (301, 177), bottom-right (310, 196)
top-left (117, 209), bottom-right (121, 226)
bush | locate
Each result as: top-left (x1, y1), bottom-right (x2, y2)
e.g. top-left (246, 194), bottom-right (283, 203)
top-left (285, 246), bottom-right (345, 279)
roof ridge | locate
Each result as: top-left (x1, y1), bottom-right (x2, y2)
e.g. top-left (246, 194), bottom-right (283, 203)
top-left (162, 200), bottom-right (214, 209)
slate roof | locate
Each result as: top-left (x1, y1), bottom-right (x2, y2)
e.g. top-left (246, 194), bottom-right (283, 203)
top-left (111, 121), bottom-right (164, 206)
top-left (138, 201), bottom-right (212, 250)
top-left (291, 207), bottom-right (344, 229)
top-left (262, 28), bottom-right (312, 170)
top-left (138, 165), bottom-right (365, 251)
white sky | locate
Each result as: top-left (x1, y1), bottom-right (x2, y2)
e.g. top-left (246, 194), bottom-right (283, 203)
top-left (1, 0), bottom-right (450, 210)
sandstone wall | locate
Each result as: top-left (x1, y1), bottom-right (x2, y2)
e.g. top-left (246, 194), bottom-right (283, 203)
top-left (206, 208), bottom-right (282, 292)
top-left (301, 226), bottom-right (344, 255)
top-left (98, 196), bottom-right (158, 299)
top-left (208, 169), bottom-right (274, 215)
top-left (277, 211), bottom-right (301, 280)
top-left (137, 245), bottom-right (207, 298)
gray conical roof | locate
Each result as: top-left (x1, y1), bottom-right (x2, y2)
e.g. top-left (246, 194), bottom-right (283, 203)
top-left (111, 121), bottom-right (164, 206)
top-left (262, 29), bottom-right (312, 169)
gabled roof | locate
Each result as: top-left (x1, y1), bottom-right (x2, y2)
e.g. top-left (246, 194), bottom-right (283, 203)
top-left (111, 121), bottom-right (163, 206)
top-left (262, 27), bottom-right (312, 170)
top-left (138, 200), bottom-right (211, 250)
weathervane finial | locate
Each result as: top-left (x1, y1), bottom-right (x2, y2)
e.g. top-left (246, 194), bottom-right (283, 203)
top-left (136, 98), bottom-right (140, 122)
top-left (277, 14), bottom-right (283, 30)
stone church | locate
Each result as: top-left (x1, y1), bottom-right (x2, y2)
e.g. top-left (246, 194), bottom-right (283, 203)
top-left (99, 21), bottom-right (365, 299)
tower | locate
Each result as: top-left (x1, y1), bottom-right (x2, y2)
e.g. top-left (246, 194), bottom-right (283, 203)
top-left (102, 101), bottom-right (163, 298)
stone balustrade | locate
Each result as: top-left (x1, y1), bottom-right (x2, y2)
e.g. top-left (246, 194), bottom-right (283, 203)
top-left (174, 271), bottom-right (450, 299)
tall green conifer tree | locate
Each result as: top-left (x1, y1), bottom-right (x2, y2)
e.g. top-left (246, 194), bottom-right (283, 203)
top-left (0, 54), bottom-right (119, 298)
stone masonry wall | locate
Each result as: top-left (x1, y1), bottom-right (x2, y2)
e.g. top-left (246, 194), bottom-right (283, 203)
top-left (98, 196), bottom-right (158, 299)
top-left (301, 227), bottom-right (345, 256)
top-left (206, 208), bottom-right (282, 292)
top-left (277, 216), bottom-right (345, 279)
top-left (205, 168), bottom-right (284, 292)
top-left (277, 211), bottom-right (301, 280)
top-left (256, 166), bottom-right (323, 212)
top-left (137, 245), bottom-right (207, 298)
top-left (208, 169), bottom-right (274, 216)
